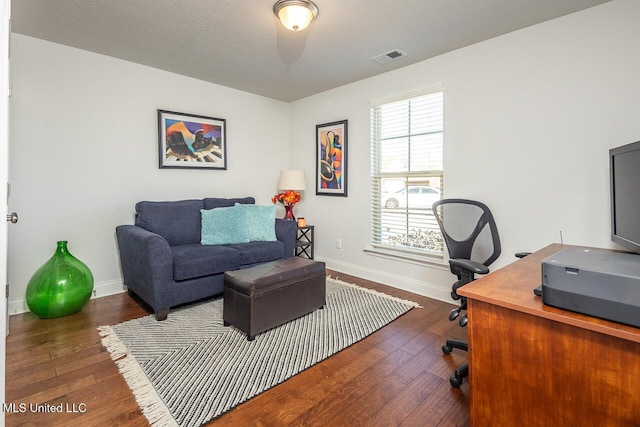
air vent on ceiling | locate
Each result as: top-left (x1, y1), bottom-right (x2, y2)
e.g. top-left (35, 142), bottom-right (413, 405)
top-left (372, 49), bottom-right (408, 64)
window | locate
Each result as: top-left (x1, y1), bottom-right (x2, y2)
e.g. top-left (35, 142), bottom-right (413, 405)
top-left (370, 88), bottom-right (444, 259)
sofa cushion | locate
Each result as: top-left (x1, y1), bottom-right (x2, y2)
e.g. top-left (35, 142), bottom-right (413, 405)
top-left (172, 244), bottom-right (242, 281)
top-left (234, 203), bottom-right (277, 242)
top-left (136, 199), bottom-right (204, 246)
top-left (201, 206), bottom-right (249, 245)
top-left (203, 197), bottom-right (254, 210)
top-left (224, 241), bottom-right (285, 266)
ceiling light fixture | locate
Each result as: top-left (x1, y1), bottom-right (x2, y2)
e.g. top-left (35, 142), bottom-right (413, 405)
top-left (273, 0), bottom-right (319, 32)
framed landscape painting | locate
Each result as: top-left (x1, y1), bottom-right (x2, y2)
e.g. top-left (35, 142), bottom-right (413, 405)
top-left (316, 119), bottom-right (347, 196)
top-left (158, 110), bottom-right (227, 169)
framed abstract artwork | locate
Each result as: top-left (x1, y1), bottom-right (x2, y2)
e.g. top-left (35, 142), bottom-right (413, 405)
top-left (158, 110), bottom-right (227, 169)
top-left (316, 119), bottom-right (347, 196)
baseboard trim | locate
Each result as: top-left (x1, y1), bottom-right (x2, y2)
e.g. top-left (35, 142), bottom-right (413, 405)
top-left (316, 255), bottom-right (454, 305)
top-left (9, 261), bottom-right (454, 315)
top-left (9, 279), bottom-right (126, 316)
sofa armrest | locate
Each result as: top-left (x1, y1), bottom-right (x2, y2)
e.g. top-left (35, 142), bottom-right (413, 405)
top-left (115, 225), bottom-right (174, 309)
top-left (275, 219), bottom-right (297, 258)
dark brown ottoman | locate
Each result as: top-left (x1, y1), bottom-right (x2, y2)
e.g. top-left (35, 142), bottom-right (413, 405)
top-left (223, 257), bottom-right (326, 341)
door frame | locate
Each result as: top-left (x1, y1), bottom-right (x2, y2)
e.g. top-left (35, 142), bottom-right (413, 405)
top-left (1, 1), bottom-right (11, 424)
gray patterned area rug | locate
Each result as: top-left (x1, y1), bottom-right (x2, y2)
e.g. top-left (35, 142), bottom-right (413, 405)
top-left (98, 278), bottom-right (419, 427)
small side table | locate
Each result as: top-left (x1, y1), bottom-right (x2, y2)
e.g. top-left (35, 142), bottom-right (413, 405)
top-left (295, 225), bottom-right (314, 259)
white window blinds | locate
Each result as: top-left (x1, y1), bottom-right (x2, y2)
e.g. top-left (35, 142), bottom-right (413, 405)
top-left (370, 88), bottom-right (444, 257)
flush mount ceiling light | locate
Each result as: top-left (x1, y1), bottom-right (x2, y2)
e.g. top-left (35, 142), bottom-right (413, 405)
top-left (273, 0), bottom-right (319, 32)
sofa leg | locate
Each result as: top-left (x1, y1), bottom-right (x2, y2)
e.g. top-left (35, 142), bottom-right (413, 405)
top-left (155, 308), bottom-right (170, 321)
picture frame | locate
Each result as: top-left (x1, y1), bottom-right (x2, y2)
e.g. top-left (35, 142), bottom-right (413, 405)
top-left (158, 109), bottom-right (227, 169)
top-left (316, 119), bottom-right (347, 196)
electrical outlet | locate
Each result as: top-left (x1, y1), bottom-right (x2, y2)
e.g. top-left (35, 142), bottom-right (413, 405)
top-left (336, 238), bottom-right (342, 249)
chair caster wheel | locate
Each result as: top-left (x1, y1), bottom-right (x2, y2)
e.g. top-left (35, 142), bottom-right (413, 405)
top-left (442, 345), bottom-right (452, 354)
top-left (450, 373), bottom-right (463, 388)
top-left (459, 314), bottom-right (468, 327)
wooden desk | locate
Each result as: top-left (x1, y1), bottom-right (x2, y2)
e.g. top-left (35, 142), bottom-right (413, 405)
top-left (458, 244), bottom-right (640, 427)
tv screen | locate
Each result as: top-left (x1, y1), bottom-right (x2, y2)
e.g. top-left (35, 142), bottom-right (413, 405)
top-left (610, 140), bottom-right (640, 255)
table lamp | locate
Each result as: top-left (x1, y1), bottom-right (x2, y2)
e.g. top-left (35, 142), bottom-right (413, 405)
top-left (276, 170), bottom-right (306, 220)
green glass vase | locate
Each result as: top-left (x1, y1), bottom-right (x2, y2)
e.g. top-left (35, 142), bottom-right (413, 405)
top-left (26, 241), bottom-right (94, 318)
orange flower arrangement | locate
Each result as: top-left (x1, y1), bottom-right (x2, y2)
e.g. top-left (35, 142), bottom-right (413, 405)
top-left (272, 190), bottom-right (301, 206)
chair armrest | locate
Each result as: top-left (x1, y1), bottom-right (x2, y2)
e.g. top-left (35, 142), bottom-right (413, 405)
top-left (115, 225), bottom-right (174, 308)
top-left (275, 219), bottom-right (297, 258)
top-left (449, 258), bottom-right (489, 275)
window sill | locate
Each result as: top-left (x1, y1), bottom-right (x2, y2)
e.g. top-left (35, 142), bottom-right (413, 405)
top-left (363, 245), bottom-right (448, 269)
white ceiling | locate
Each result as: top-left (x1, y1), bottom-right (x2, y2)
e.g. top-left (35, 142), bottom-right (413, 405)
top-left (11, 0), bottom-right (612, 102)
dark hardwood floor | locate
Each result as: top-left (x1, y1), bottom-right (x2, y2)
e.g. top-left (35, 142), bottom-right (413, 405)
top-left (5, 270), bottom-right (469, 426)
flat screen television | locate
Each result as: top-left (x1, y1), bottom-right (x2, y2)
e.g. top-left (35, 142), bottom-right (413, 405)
top-left (610, 140), bottom-right (640, 255)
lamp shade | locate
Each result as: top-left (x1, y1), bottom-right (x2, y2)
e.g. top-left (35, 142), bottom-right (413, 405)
top-left (278, 170), bottom-right (306, 191)
top-left (273, 0), bottom-right (318, 32)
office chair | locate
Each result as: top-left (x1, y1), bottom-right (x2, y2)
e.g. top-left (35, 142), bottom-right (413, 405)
top-left (432, 199), bottom-right (501, 388)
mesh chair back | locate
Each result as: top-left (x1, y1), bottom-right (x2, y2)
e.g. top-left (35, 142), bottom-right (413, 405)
top-left (432, 199), bottom-right (501, 267)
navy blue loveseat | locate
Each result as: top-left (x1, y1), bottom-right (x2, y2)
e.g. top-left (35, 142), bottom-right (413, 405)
top-left (115, 197), bottom-right (297, 320)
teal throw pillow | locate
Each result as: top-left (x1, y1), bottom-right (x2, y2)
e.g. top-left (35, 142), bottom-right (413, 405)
top-left (200, 207), bottom-right (249, 245)
top-left (235, 203), bottom-right (277, 242)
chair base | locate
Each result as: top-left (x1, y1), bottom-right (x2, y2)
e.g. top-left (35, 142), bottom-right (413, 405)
top-left (450, 363), bottom-right (468, 388)
top-left (442, 339), bottom-right (469, 388)
top-left (442, 339), bottom-right (468, 354)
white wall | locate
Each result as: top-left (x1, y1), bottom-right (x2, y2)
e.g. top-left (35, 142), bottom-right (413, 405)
top-left (290, 0), bottom-right (640, 301)
top-left (8, 34), bottom-right (290, 313)
top-left (8, 0), bottom-right (640, 313)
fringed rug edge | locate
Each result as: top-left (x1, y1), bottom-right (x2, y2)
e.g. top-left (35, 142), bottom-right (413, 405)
top-left (327, 276), bottom-right (423, 308)
top-left (98, 326), bottom-right (178, 427)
